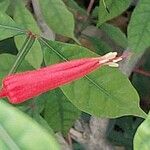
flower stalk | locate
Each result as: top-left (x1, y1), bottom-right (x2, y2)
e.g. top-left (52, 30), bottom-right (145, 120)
top-left (9, 32), bottom-right (36, 74)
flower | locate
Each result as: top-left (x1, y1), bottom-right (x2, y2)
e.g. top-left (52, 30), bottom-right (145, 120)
top-left (0, 52), bottom-right (123, 104)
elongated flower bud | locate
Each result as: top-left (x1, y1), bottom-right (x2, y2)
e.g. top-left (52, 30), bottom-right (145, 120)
top-left (0, 52), bottom-right (123, 104)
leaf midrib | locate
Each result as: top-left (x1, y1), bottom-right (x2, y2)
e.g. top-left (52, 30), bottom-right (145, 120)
top-left (0, 124), bottom-right (20, 150)
top-left (0, 24), bottom-right (25, 32)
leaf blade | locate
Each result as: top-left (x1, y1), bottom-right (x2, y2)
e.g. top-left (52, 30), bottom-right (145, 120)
top-left (0, 0), bottom-right (10, 12)
top-left (40, 39), bottom-right (146, 118)
top-left (44, 89), bottom-right (81, 135)
top-left (0, 54), bottom-right (34, 85)
top-left (0, 100), bottom-right (60, 150)
top-left (134, 112), bottom-right (150, 150)
top-left (0, 13), bottom-right (25, 41)
top-left (128, 0), bottom-right (150, 52)
top-left (98, 0), bottom-right (131, 26)
top-left (100, 23), bottom-right (127, 48)
top-left (39, 0), bottom-right (75, 39)
top-left (14, 1), bottom-right (43, 68)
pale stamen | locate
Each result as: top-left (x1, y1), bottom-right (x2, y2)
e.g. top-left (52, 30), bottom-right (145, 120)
top-left (106, 62), bottom-right (119, 67)
top-left (112, 57), bottom-right (123, 63)
top-left (99, 52), bottom-right (124, 67)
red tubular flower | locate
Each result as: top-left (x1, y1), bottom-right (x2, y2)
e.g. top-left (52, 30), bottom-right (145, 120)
top-left (0, 52), bottom-right (123, 104)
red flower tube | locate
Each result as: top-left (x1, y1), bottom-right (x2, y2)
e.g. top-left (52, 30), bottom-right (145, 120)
top-left (0, 52), bottom-right (123, 104)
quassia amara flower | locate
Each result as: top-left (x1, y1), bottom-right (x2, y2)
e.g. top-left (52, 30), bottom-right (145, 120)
top-left (0, 52), bottom-right (124, 104)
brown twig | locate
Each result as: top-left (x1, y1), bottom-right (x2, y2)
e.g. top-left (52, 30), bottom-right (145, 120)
top-left (87, 0), bottom-right (95, 14)
top-left (133, 68), bottom-right (150, 77)
top-left (31, 0), bottom-right (55, 40)
top-left (120, 49), bottom-right (145, 77)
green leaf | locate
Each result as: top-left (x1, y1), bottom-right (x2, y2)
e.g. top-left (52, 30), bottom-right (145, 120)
top-left (39, 0), bottom-right (75, 39)
top-left (0, 0), bottom-right (10, 12)
top-left (98, 0), bottom-right (131, 26)
top-left (14, 1), bottom-right (43, 68)
top-left (0, 100), bottom-right (60, 150)
top-left (128, 0), bottom-right (150, 52)
top-left (22, 98), bottom-right (55, 135)
top-left (0, 54), bottom-right (34, 85)
top-left (0, 12), bottom-right (25, 41)
top-left (134, 112), bottom-right (150, 150)
top-left (14, 0), bottom-right (40, 34)
top-left (85, 35), bottom-right (112, 55)
top-left (22, 92), bottom-right (50, 117)
top-left (63, 0), bottom-right (87, 16)
top-left (44, 89), bottom-right (81, 135)
top-left (100, 23), bottom-right (127, 48)
top-left (15, 36), bottom-right (43, 68)
top-left (40, 38), bottom-right (147, 118)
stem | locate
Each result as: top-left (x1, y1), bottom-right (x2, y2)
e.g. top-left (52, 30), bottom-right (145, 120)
top-left (8, 35), bottom-right (35, 74)
top-left (120, 50), bottom-right (145, 77)
top-left (87, 0), bottom-right (95, 14)
top-left (31, 0), bottom-right (55, 40)
top-left (133, 68), bottom-right (150, 77)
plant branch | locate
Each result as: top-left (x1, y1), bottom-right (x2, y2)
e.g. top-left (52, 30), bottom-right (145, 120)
top-left (133, 68), bottom-right (150, 77)
top-left (31, 0), bottom-right (55, 40)
top-left (120, 49), bottom-right (145, 77)
top-left (87, 0), bottom-right (95, 14)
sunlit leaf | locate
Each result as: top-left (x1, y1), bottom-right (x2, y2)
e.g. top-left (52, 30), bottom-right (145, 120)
top-left (134, 112), bottom-right (150, 150)
top-left (0, 100), bottom-right (60, 150)
top-left (40, 38), bottom-right (146, 118)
